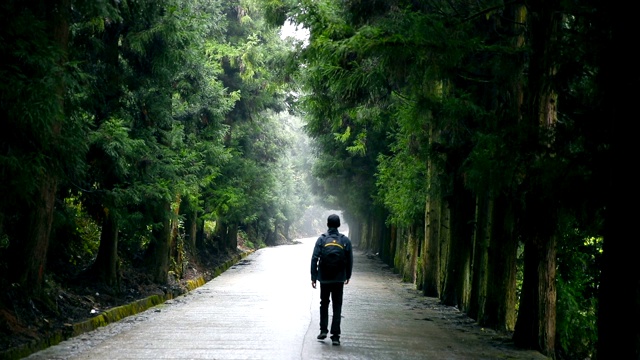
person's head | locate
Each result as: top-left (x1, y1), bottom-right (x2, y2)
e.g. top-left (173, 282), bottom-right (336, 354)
top-left (327, 214), bottom-right (341, 228)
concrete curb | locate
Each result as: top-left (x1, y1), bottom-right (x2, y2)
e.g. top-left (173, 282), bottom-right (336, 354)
top-left (0, 250), bottom-right (252, 360)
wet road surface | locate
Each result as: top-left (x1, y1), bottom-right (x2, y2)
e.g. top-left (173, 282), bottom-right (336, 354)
top-left (24, 237), bottom-right (548, 360)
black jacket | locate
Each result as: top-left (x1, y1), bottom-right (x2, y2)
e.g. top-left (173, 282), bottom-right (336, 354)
top-left (311, 228), bottom-right (353, 283)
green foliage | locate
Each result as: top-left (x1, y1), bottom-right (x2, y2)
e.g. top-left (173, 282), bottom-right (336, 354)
top-left (0, 1), bottom-right (92, 293)
top-left (48, 197), bottom-right (101, 275)
top-left (0, 0), bottom-right (314, 303)
top-left (0, 2), bottom-right (85, 206)
top-left (69, 0), bottom-right (238, 260)
top-left (376, 149), bottom-right (427, 227)
top-left (203, 220), bottom-right (217, 236)
top-left (0, 1), bottom-right (621, 357)
top-left (256, 0), bottom-right (289, 25)
top-left (197, 0), bottom-right (309, 246)
top-left (555, 216), bottom-right (602, 359)
top-left (287, 1), bottom-right (613, 356)
top-left (556, 276), bottom-right (598, 360)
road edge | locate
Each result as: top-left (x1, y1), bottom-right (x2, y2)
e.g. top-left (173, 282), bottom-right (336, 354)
top-left (0, 251), bottom-right (253, 360)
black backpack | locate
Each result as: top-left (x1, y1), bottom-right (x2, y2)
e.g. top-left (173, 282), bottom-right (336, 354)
top-left (319, 233), bottom-right (346, 278)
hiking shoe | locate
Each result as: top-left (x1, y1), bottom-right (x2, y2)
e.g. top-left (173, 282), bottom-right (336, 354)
top-left (331, 337), bottom-right (340, 346)
top-left (317, 331), bottom-right (328, 340)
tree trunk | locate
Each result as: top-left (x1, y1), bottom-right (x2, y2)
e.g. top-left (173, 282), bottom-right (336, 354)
top-left (21, 174), bottom-right (58, 291)
top-left (469, 0), bottom-right (526, 332)
top-left (484, 195), bottom-right (518, 331)
top-left (270, 219), bottom-right (280, 246)
top-left (344, 214), bottom-right (360, 247)
top-left (375, 208), bottom-right (392, 264)
top-left (148, 202), bottom-right (172, 284)
top-left (195, 218), bottom-right (206, 251)
top-left (181, 197), bottom-right (198, 250)
top-left (513, 234), bottom-right (557, 355)
top-left (511, 0), bottom-right (561, 355)
top-left (393, 226), bottom-right (407, 280)
top-left (441, 179), bottom-right (475, 311)
top-left (423, 118), bottom-right (451, 299)
top-left (92, 209), bottom-right (119, 286)
top-left (385, 220), bottom-right (394, 265)
top-left (411, 223), bottom-right (423, 285)
top-left (439, 201), bottom-right (450, 298)
top-left (357, 215), bottom-right (372, 252)
top-left (227, 222), bottom-right (238, 250)
top-left (423, 191), bottom-right (441, 297)
top-left (394, 224), bottom-right (421, 284)
top-left (469, 193), bottom-right (489, 321)
top-left (358, 217), bottom-right (374, 251)
top-left (170, 198), bottom-right (182, 277)
top-left (185, 209), bottom-right (197, 250)
top-left (218, 220), bottom-right (238, 250)
top-left (216, 220), bottom-right (228, 250)
top-left (369, 215), bottom-right (380, 257)
top-left (284, 220), bottom-right (291, 241)
top-left (19, 0), bottom-right (70, 294)
top-left (365, 211), bottom-right (385, 256)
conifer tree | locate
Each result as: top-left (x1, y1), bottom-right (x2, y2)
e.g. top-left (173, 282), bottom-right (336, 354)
top-left (0, 0), bottom-right (80, 294)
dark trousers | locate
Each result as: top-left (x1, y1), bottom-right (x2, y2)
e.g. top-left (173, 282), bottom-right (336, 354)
top-left (319, 282), bottom-right (344, 336)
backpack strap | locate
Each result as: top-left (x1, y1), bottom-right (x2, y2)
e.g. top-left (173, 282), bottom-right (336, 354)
top-left (323, 232), bottom-right (345, 249)
top-left (319, 233), bottom-right (328, 247)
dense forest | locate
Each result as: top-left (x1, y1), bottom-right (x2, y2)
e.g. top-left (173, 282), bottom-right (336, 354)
top-left (0, 0), bottom-right (322, 356)
top-left (1, 0), bottom-right (637, 360)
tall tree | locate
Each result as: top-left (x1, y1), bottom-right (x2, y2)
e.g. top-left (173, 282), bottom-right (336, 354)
top-left (512, 0), bottom-right (563, 355)
top-left (203, 0), bottom-right (294, 249)
top-left (0, 0), bottom-right (79, 294)
top-left (76, 0), bottom-right (232, 284)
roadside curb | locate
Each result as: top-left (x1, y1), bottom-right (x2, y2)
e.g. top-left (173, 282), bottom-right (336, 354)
top-left (0, 250), bottom-right (252, 360)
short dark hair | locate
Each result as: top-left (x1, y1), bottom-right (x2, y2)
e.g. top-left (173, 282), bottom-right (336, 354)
top-left (327, 214), bottom-right (341, 228)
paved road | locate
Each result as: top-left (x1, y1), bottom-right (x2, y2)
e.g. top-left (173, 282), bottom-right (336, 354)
top-left (24, 237), bottom-right (548, 360)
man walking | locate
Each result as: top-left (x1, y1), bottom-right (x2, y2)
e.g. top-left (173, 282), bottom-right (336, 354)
top-left (311, 214), bottom-right (353, 346)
